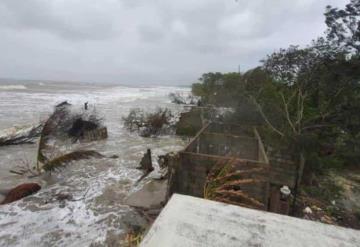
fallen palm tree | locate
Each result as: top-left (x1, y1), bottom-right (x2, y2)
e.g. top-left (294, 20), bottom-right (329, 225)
top-left (42, 150), bottom-right (105, 173)
top-left (36, 102), bottom-right (108, 172)
top-left (1, 103), bottom-right (113, 205)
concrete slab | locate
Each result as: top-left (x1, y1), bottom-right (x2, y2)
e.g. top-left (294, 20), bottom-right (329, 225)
top-left (141, 194), bottom-right (360, 247)
top-left (124, 180), bottom-right (167, 208)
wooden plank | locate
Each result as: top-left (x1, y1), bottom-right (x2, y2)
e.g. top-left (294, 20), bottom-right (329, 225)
top-left (254, 127), bottom-right (269, 164)
top-left (183, 122), bottom-right (210, 152)
top-left (201, 132), bottom-right (256, 140)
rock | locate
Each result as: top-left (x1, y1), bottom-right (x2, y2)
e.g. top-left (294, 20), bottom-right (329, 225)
top-left (1, 183), bottom-right (41, 204)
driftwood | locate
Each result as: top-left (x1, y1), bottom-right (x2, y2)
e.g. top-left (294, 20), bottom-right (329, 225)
top-left (0, 124), bottom-right (42, 146)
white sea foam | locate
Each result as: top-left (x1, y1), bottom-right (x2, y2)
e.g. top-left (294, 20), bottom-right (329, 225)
top-left (0, 85), bottom-right (27, 90)
top-left (0, 82), bottom-right (189, 246)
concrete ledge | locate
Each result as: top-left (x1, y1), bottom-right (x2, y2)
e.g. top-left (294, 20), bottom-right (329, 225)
top-left (141, 194), bottom-right (360, 247)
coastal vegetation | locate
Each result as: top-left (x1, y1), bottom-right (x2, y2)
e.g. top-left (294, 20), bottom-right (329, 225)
top-left (1, 1), bottom-right (359, 244)
top-left (192, 0), bottom-right (360, 226)
top-left (123, 107), bottom-right (175, 137)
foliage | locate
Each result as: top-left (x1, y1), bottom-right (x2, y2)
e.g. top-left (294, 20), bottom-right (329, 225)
top-left (125, 228), bottom-right (144, 247)
top-left (325, 0), bottom-right (360, 54)
top-left (258, 40), bottom-right (360, 176)
top-left (123, 108), bottom-right (146, 131)
top-left (42, 150), bottom-right (104, 172)
top-left (302, 173), bottom-right (344, 203)
top-left (204, 159), bottom-right (266, 209)
top-left (123, 108), bottom-right (174, 137)
top-left (192, 72), bottom-right (242, 107)
top-left (192, 0), bottom-right (360, 180)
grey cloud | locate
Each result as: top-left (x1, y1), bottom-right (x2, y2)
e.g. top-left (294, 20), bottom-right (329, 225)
top-left (0, 0), bottom-right (121, 40)
top-left (138, 25), bottom-right (165, 43)
top-left (0, 0), bottom-right (350, 84)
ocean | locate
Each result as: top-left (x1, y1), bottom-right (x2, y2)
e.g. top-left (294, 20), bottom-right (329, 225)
top-left (0, 80), bottom-right (189, 246)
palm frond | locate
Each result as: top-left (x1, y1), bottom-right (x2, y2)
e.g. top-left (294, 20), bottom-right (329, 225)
top-left (204, 158), bottom-right (268, 210)
top-left (210, 167), bottom-right (266, 183)
top-left (214, 190), bottom-right (264, 208)
top-left (43, 150), bottom-right (104, 172)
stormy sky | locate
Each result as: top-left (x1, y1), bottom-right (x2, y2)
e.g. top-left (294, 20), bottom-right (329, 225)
top-left (0, 0), bottom-right (348, 85)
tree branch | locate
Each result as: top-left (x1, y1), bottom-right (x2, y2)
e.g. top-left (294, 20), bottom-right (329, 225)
top-left (280, 92), bottom-right (297, 134)
top-left (250, 96), bottom-right (284, 137)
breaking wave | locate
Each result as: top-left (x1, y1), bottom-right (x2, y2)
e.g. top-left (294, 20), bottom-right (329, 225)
top-left (0, 85), bottom-right (27, 90)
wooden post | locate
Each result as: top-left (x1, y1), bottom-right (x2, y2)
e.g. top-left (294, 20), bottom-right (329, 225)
top-left (291, 153), bottom-right (305, 215)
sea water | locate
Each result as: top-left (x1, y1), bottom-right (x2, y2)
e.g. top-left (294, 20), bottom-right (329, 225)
top-left (0, 80), bottom-right (188, 246)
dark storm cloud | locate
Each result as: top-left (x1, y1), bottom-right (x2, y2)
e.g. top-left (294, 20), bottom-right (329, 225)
top-left (0, 0), bottom-right (349, 84)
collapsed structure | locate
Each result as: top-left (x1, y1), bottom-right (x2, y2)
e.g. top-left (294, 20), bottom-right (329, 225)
top-left (168, 121), bottom-right (298, 215)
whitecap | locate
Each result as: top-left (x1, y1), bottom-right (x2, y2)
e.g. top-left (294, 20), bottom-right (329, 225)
top-left (0, 85), bottom-right (27, 90)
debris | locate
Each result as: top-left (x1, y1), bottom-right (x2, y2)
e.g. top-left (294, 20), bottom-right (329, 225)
top-left (136, 149), bottom-right (154, 183)
top-left (321, 215), bottom-right (335, 224)
top-left (68, 118), bottom-right (98, 140)
top-left (0, 183), bottom-right (41, 205)
top-left (125, 180), bottom-right (168, 209)
top-left (303, 207), bottom-right (313, 214)
top-left (0, 124), bottom-right (43, 146)
top-left (56, 193), bottom-right (73, 201)
top-left (280, 185), bottom-right (291, 197)
top-left (138, 149), bottom-right (154, 173)
top-left (36, 102), bottom-right (107, 172)
top-left (82, 127), bottom-right (108, 142)
top-left (123, 108), bottom-right (175, 137)
top-left (42, 150), bottom-right (104, 172)
top-left (55, 187), bottom-right (90, 202)
top-left (169, 92), bottom-right (198, 105)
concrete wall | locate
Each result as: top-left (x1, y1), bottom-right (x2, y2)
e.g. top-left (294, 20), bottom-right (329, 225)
top-left (269, 157), bottom-right (297, 188)
top-left (198, 133), bottom-right (259, 160)
top-left (169, 152), bottom-right (269, 201)
top-left (170, 152), bottom-right (213, 198)
top-left (168, 123), bottom-right (287, 211)
top-left (141, 194), bottom-right (360, 247)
